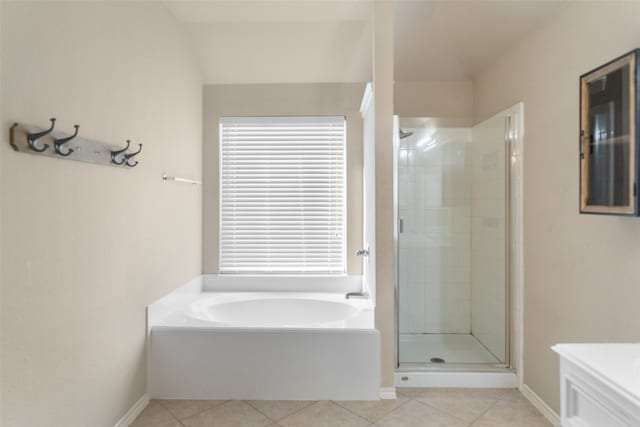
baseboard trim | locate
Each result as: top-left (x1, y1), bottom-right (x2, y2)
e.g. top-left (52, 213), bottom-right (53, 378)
top-left (114, 393), bottom-right (150, 427)
top-left (520, 384), bottom-right (560, 427)
top-left (380, 387), bottom-right (397, 399)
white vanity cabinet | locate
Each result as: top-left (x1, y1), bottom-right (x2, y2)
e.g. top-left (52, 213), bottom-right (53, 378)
top-left (553, 344), bottom-right (640, 427)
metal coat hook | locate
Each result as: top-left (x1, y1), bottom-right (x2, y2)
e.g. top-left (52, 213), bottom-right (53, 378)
top-left (110, 140), bottom-right (130, 165)
top-left (124, 144), bottom-right (143, 167)
top-left (10, 121), bottom-right (145, 169)
top-left (54, 125), bottom-right (79, 157)
top-left (27, 117), bottom-right (56, 152)
top-left (9, 123), bottom-right (19, 151)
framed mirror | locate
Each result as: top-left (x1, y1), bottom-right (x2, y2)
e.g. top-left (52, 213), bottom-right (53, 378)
top-left (580, 50), bottom-right (639, 215)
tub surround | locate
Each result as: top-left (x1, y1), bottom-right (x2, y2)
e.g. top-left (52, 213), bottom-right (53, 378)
top-left (147, 275), bottom-right (380, 401)
top-left (202, 274), bottom-right (363, 293)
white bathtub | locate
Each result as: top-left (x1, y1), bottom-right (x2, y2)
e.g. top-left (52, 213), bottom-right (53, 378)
top-left (147, 276), bottom-right (380, 400)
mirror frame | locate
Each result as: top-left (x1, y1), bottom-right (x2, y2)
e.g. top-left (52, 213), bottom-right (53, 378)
top-left (579, 49), bottom-right (639, 216)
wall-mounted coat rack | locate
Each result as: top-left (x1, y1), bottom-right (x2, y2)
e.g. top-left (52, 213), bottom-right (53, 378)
top-left (9, 118), bottom-right (143, 168)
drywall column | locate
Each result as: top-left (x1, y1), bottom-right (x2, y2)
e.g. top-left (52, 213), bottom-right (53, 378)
top-left (373, 0), bottom-right (395, 389)
top-left (0, 3), bottom-right (3, 426)
top-left (361, 84), bottom-right (376, 302)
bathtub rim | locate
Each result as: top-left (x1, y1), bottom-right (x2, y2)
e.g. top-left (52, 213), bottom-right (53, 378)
top-left (151, 325), bottom-right (379, 333)
top-left (148, 278), bottom-right (375, 331)
top-left (186, 293), bottom-right (369, 328)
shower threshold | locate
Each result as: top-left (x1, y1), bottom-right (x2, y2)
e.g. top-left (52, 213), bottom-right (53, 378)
top-left (396, 333), bottom-right (516, 388)
top-left (394, 366), bottom-right (517, 389)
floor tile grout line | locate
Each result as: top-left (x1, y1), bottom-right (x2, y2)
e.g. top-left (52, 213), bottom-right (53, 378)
top-left (243, 400), bottom-right (279, 423)
top-left (156, 399), bottom-right (230, 423)
top-left (153, 399), bottom-right (181, 423)
top-left (150, 399), bottom-right (182, 425)
top-left (330, 400), bottom-right (366, 422)
top-left (328, 400), bottom-right (372, 425)
top-left (468, 397), bottom-right (501, 426)
top-left (409, 396), bottom-right (478, 425)
top-left (377, 397), bottom-right (413, 422)
top-left (327, 400), bottom-right (384, 425)
top-left (332, 396), bottom-right (412, 424)
top-left (285, 399), bottom-right (318, 418)
top-left (177, 400), bottom-right (238, 425)
top-left (257, 400), bottom-right (319, 425)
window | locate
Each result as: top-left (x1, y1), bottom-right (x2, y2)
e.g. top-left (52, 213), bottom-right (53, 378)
top-left (219, 116), bottom-right (346, 274)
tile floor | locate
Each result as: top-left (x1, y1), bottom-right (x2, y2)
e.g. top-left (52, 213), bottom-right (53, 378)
top-left (131, 388), bottom-right (552, 427)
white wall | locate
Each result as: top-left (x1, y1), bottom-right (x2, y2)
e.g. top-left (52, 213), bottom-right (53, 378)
top-left (475, 1), bottom-right (640, 412)
top-left (394, 81), bottom-right (474, 121)
top-left (1, 2), bottom-right (202, 426)
top-left (202, 83), bottom-right (364, 275)
top-left (398, 128), bottom-right (472, 335)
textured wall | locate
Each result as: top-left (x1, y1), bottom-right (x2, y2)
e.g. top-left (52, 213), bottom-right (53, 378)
top-left (475, 1), bottom-right (640, 412)
top-left (1, 2), bottom-right (202, 426)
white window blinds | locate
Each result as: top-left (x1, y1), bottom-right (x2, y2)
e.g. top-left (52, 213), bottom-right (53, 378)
top-left (219, 116), bottom-right (346, 274)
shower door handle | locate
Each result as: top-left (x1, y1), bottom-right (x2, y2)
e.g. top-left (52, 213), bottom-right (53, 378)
top-left (398, 218), bottom-right (404, 233)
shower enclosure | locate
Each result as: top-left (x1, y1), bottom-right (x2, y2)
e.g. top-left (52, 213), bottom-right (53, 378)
top-left (395, 107), bottom-right (521, 374)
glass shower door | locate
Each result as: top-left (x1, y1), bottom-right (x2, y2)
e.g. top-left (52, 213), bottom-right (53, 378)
top-left (469, 114), bottom-right (510, 365)
top-left (397, 117), bottom-right (510, 367)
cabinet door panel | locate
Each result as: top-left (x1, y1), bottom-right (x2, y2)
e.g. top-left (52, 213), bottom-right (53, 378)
top-left (580, 50), bottom-right (637, 215)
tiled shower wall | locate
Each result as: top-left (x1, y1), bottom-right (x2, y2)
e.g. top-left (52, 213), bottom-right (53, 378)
top-left (398, 128), bottom-right (472, 334)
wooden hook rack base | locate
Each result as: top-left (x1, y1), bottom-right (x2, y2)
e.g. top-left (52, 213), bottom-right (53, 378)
top-left (9, 121), bottom-right (140, 168)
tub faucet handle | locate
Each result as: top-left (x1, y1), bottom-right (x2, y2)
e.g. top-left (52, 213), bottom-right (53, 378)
top-left (356, 248), bottom-right (369, 257)
top-left (346, 292), bottom-right (369, 300)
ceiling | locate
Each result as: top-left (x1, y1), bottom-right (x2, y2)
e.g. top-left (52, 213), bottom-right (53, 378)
top-left (394, 0), bottom-right (565, 81)
top-left (164, 0), bottom-right (373, 22)
top-left (163, 0), bottom-right (565, 84)
top-left (164, 1), bottom-right (373, 84)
